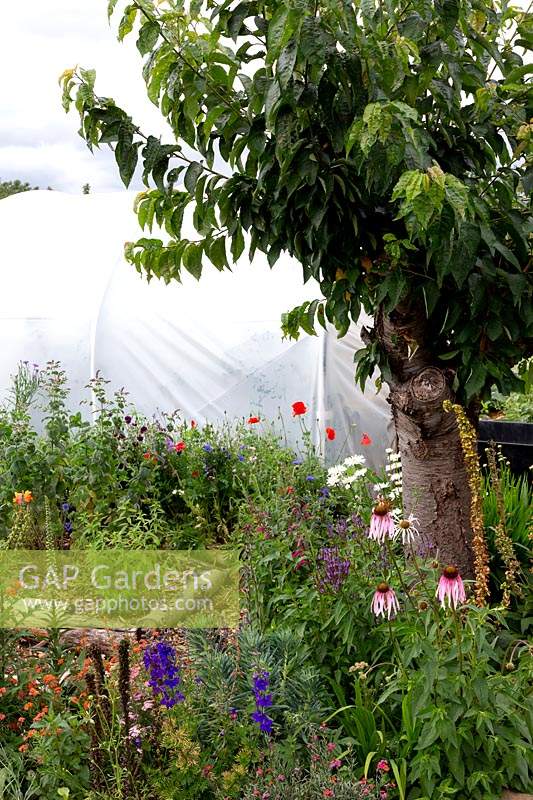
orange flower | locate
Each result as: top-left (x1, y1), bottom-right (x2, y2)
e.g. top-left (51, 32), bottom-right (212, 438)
top-left (28, 686), bottom-right (40, 696)
top-left (0, 713), bottom-right (5, 721)
top-left (13, 490), bottom-right (32, 504)
top-left (23, 702), bottom-right (33, 711)
top-left (0, 687), bottom-right (6, 695)
top-left (18, 744), bottom-right (29, 752)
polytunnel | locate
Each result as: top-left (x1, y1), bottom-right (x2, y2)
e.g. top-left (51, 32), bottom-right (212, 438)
top-left (0, 190), bottom-right (393, 467)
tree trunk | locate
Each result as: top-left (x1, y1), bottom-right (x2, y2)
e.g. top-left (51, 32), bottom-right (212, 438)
top-left (369, 304), bottom-right (475, 577)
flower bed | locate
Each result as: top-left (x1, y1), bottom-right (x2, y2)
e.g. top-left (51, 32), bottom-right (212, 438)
top-left (0, 363), bottom-right (531, 800)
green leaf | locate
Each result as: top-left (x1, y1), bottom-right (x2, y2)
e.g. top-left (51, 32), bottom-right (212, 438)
top-left (137, 21), bottom-right (160, 56)
top-left (506, 273), bottom-right (527, 306)
top-left (392, 170), bottom-right (424, 203)
top-left (505, 63), bottom-right (533, 83)
top-left (444, 175), bottom-right (469, 218)
top-left (118, 5), bottom-right (138, 41)
top-left (422, 282), bottom-right (440, 317)
top-left (115, 131), bottom-right (139, 187)
top-left (306, 299), bottom-right (321, 335)
top-left (183, 242), bottom-right (203, 280)
top-left (435, 0), bottom-right (459, 33)
top-left (417, 718), bottom-right (441, 750)
top-left (267, 6), bottom-right (299, 61)
top-left (184, 161), bottom-right (204, 194)
top-left (79, 68), bottom-right (96, 91)
top-left (465, 361), bottom-right (487, 400)
top-left (230, 226), bottom-right (245, 262)
top-left (107, 0), bottom-right (119, 19)
top-left (208, 237), bottom-right (228, 271)
top-left (277, 40), bottom-right (297, 89)
top-left (265, 80), bottom-right (281, 126)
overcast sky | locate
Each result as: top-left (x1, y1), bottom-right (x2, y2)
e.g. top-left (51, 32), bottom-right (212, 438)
top-left (1, 0), bottom-right (171, 193)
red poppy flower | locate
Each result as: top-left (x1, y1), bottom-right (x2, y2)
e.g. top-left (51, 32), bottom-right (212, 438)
top-left (248, 416), bottom-right (260, 424)
top-left (191, 470), bottom-right (199, 478)
top-left (292, 401), bottom-right (307, 416)
top-left (360, 433), bottom-right (372, 446)
top-left (325, 427), bottom-right (336, 441)
top-left (142, 452), bottom-right (151, 460)
top-left (190, 420), bottom-right (197, 428)
top-left (175, 441), bottom-right (186, 452)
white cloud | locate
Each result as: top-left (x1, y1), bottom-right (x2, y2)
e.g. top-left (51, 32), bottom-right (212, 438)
top-left (0, 0), bottom-right (170, 193)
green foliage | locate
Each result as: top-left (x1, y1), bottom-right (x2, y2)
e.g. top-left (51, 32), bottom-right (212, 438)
top-left (482, 357), bottom-right (533, 421)
top-left (187, 627), bottom-right (329, 738)
top-left (61, 0), bottom-right (533, 406)
top-left (381, 608), bottom-right (533, 800)
top-left (482, 457), bottom-right (532, 606)
top-left (1, 360), bottom-right (532, 798)
top-left (0, 746), bottom-right (39, 800)
top-left (0, 361), bottom-right (329, 547)
top-left (0, 179), bottom-right (38, 200)
top-left (26, 708), bottom-right (91, 799)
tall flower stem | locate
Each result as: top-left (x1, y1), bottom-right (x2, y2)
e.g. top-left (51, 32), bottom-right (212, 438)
top-left (451, 606), bottom-right (464, 673)
top-left (384, 538), bottom-right (416, 610)
top-left (410, 551), bottom-right (444, 640)
top-left (443, 401), bottom-right (490, 606)
top-left (387, 619), bottom-right (409, 682)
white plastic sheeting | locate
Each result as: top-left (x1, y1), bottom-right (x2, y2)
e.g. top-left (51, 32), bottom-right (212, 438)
top-left (0, 191), bottom-right (393, 466)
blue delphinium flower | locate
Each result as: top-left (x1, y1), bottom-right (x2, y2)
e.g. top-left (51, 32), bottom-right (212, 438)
top-left (251, 671), bottom-right (273, 734)
top-left (203, 443), bottom-right (213, 452)
top-left (251, 709), bottom-right (274, 733)
top-left (292, 457), bottom-right (303, 465)
top-left (61, 502), bottom-right (70, 512)
top-left (143, 641), bottom-right (185, 708)
top-left (64, 521), bottom-right (73, 534)
top-left (306, 475), bottom-right (315, 481)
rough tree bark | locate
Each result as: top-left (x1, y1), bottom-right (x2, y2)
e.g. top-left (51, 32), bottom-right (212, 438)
top-left (366, 303), bottom-right (475, 578)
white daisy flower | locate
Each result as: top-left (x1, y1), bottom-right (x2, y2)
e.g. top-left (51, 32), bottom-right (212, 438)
top-left (392, 511), bottom-right (420, 544)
